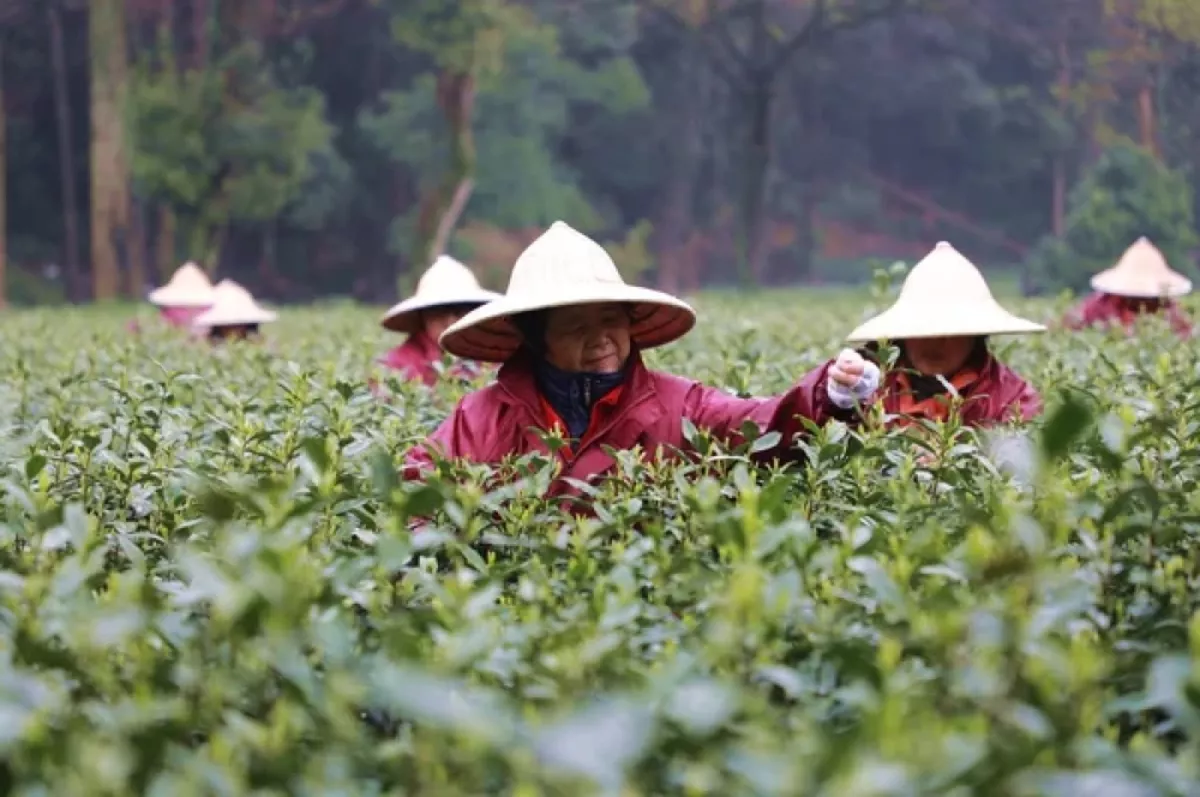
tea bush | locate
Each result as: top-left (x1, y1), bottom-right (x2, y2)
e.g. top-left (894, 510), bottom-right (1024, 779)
top-left (2, 290), bottom-right (1200, 795)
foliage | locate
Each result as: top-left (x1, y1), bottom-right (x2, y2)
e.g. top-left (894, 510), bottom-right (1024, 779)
top-left (2, 290), bottom-right (1200, 791)
top-left (128, 44), bottom-right (336, 269)
top-left (1027, 143), bottom-right (1199, 294)
top-left (360, 9), bottom-right (650, 252)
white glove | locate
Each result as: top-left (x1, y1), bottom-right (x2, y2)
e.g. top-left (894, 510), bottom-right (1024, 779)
top-left (826, 348), bottom-right (881, 409)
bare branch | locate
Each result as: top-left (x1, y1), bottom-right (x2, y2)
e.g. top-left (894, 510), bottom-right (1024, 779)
top-left (764, 0), bottom-right (828, 76)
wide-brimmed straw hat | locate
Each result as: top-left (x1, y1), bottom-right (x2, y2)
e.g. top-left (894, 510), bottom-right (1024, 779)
top-left (439, 220), bottom-right (696, 362)
top-left (1090, 236), bottom-right (1192, 298)
top-left (148, 262), bottom-right (215, 308)
top-left (846, 241), bottom-right (1046, 343)
top-left (380, 255), bottom-right (501, 334)
top-left (193, 280), bottom-right (278, 327)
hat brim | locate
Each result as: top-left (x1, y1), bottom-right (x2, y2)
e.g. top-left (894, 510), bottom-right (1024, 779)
top-left (380, 291), bottom-right (502, 334)
top-left (194, 308), bottom-right (278, 327)
top-left (439, 284), bottom-right (697, 362)
top-left (1090, 272), bottom-right (1192, 298)
top-left (846, 302), bottom-right (1046, 343)
top-left (148, 287), bottom-right (214, 308)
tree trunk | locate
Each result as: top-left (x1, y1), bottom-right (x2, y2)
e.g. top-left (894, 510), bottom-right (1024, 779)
top-left (191, 0), bottom-right (210, 69)
top-left (739, 81), bottom-right (773, 287)
top-left (89, 0), bottom-right (132, 301)
top-left (654, 40), bottom-right (705, 294)
top-left (1137, 82), bottom-right (1157, 158)
top-left (0, 35), bottom-right (6, 310)
top-left (50, 3), bottom-right (84, 303)
top-left (126, 195), bottom-right (147, 297)
top-left (1051, 38), bottom-right (1071, 237)
top-left (155, 204), bottom-right (176, 279)
top-left (408, 70), bottom-right (476, 281)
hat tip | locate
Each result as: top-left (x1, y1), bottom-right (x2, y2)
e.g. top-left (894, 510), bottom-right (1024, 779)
top-left (935, 241), bottom-right (952, 249)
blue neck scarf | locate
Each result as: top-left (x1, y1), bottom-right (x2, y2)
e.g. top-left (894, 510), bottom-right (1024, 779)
top-left (535, 359), bottom-right (626, 442)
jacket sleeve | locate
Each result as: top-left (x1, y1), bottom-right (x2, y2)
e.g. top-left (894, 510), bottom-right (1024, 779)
top-left (1168, 303), bottom-right (1194, 338)
top-left (1062, 295), bottom-right (1101, 330)
top-left (973, 375), bottom-right (1042, 427)
top-left (679, 359), bottom-right (863, 462)
top-left (402, 398), bottom-right (486, 480)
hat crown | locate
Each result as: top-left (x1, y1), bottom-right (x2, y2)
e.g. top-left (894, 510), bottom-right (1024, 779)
top-left (505, 221), bottom-right (624, 297)
top-left (166, 262), bottom-right (211, 291)
top-left (415, 255), bottom-right (485, 297)
top-left (897, 241), bottom-right (995, 305)
top-left (1091, 236), bottom-right (1192, 297)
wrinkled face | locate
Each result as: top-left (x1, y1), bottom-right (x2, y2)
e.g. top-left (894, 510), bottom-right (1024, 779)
top-left (904, 336), bottom-right (976, 376)
top-left (421, 308), bottom-right (468, 342)
top-left (544, 303), bottom-right (632, 374)
top-left (160, 306), bottom-right (206, 328)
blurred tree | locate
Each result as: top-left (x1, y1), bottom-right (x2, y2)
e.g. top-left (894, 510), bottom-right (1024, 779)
top-left (128, 42), bottom-right (334, 272)
top-left (379, 0), bottom-right (530, 283)
top-left (1028, 142), bottom-right (1197, 293)
top-left (364, 1), bottom-right (649, 269)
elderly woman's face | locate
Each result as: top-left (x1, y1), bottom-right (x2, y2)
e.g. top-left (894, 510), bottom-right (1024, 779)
top-left (904, 336), bottom-right (976, 376)
top-left (544, 303), bottom-right (631, 374)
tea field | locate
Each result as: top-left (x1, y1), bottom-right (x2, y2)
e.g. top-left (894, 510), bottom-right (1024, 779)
top-left (2, 287), bottom-right (1200, 795)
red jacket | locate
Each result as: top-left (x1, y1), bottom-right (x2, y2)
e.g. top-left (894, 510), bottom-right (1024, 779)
top-left (403, 349), bottom-right (854, 496)
top-left (878, 355), bottom-right (1042, 427)
top-left (377, 333), bottom-right (484, 388)
top-left (1063, 292), bottom-right (1192, 338)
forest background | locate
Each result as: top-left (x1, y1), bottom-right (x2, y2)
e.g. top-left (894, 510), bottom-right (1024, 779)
top-left (3, 0), bottom-right (1200, 307)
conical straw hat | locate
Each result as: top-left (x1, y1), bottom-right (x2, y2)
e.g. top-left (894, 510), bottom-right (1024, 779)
top-left (148, 262), bottom-right (215, 308)
top-left (1089, 236), bottom-right (1192, 298)
top-left (193, 279), bottom-right (278, 327)
top-left (846, 241), bottom-right (1046, 342)
top-left (440, 221), bottom-right (696, 362)
top-left (380, 255), bottom-right (502, 334)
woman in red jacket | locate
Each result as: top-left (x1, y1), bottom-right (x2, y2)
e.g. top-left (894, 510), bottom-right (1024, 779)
top-left (377, 256), bottom-right (501, 387)
top-left (836, 241), bottom-right (1045, 428)
top-left (1062, 237), bottom-right (1193, 338)
top-left (403, 221), bottom-right (879, 498)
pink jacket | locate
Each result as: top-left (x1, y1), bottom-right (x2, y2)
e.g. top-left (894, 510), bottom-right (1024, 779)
top-left (403, 350), bottom-right (855, 498)
top-left (376, 333), bottom-right (484, 388)
top-left (1063, 292), bottom-right (1193, 338)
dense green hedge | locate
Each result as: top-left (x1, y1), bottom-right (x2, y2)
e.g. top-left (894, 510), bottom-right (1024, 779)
top-left (0, 291), bottom-right (1198, 794)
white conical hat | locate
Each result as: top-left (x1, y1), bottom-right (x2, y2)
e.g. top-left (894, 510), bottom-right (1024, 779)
top-left (439, 221), bottom-right (696, 362)
top-left (846, 241), bottom-right (1046, 342)
top-left (1090, 237), bottom-right (1192, 298)
top-left (192, 279), bottom-right (278, 327)
top-left (380, 255), bottom-right (502, 334)
top-left (147, 262), bottom-right (215, 308)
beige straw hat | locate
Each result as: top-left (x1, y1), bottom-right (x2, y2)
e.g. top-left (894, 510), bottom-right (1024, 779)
top-left (193, 280), bottom-right (278, 327)
top-left (846, 241), bottom-right (1046, 343)
top-left (148, 262), bottom-right (215, 308)
top-left (439, 220), bottom-right (696, 362)
top-left (1090, 236), bottom-right (1192, 298)
top-left (380, 255), bottom-right (502, 334)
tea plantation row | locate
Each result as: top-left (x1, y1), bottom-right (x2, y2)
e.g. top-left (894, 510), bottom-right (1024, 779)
top-left (0, 291), bottom-right (1198, 795)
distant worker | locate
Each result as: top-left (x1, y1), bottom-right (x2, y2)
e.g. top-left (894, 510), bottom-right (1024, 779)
top-left (1063, 237), bottom-right (1193, 338)
top-left (193, 280), bottom-right (278, 343)
top-left (131, 262), bottom-right (214, 335)
top-left (377, 255), bottom-right (501, 386)
top-left (833, 241), bottom-right (1045, 427)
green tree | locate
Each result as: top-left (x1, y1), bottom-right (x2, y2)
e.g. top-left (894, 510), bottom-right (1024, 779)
top-left (128, 43), bottom-right (334, 272)
top-left (363, 5), bottom-right (648, 261)
top-left (1028, 142), bottom-right (1197, 293)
